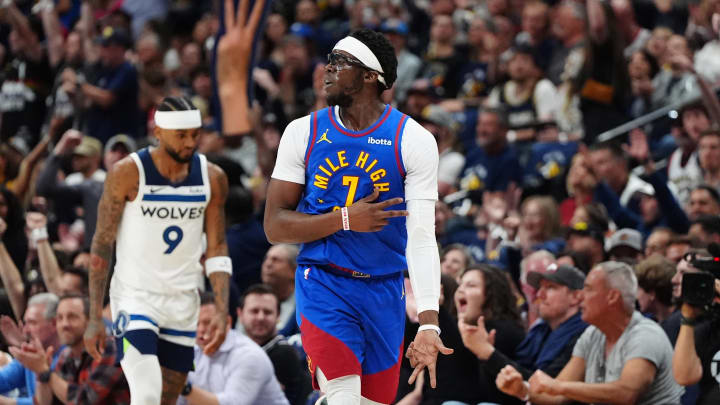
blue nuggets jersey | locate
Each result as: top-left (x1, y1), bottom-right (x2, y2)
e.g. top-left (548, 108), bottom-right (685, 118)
top-left (297, 105), bottom-right (409, 276)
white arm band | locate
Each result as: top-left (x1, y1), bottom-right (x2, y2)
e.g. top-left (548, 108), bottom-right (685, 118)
top-left (205, 256), bottom-right (233, 275)
top-left (406, 199), bottom-right (441, 314)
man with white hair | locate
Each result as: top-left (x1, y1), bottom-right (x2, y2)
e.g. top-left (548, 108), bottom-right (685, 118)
top-left (496, 261), bottom-right (683, 404)
top-left (0, 293), bottom-right (59, 405)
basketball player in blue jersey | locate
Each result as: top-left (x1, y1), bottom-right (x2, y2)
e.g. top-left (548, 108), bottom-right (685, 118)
top-left (265, 29), bottom-right (452, 404)
top-left (84, 96), bottom-right (232, 405)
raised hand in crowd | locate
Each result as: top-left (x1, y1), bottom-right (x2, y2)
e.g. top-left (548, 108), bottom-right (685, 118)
top-left (217, 0), bottom-right (267, 135)
top-left (53, 129), bottom-right (83, 156)
top-left (0, 314), bottom-right (26, 348)
top-left (458, 315), bottom-right (497, 361)
top-left (0, 217), bottom-right (26, 319)
top-left (623, 128), bottom-right (656, 175)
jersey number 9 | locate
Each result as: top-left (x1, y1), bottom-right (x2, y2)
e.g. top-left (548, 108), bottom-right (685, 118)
top-left (163, 225), bottom-right (184, 254)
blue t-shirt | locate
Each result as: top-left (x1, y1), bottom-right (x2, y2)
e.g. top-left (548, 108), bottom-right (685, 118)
top-left (85, 61), bottom-right (140, 144)
top-left (0, 348), bottom-right (62, 405)
top-left (460, 144), bottom-right (523, 201)
top-left (523, 142), bottom-right (579, 189)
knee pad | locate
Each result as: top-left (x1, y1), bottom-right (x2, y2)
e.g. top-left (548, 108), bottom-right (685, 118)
top-left (121, 343), bottom-right (163, 405)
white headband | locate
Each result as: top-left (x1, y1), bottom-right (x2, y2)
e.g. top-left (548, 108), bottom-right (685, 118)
top-left (154, 110), bottom-right (202, 130)
top-left (333, 36), bottom-right (386, 86)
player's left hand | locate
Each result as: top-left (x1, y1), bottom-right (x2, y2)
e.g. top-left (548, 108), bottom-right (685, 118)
top-left (203, 312), bottom-right (228, 356)
top-left (406, 329), bottom-right (453, 388)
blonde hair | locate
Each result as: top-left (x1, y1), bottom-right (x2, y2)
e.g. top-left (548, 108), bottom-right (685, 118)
top-left (522, 196), bottom-right (561, 239)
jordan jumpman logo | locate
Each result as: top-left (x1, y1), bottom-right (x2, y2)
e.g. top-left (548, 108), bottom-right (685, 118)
top-left (316, 129), bottom-right (332, 144)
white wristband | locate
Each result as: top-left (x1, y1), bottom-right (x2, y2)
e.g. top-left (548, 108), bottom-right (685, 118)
top-left (31, 227), bottom-right (49, 243)
top-left (341, 207), bottom-right (350, 231)
top-left (522, 381), bottom-right (530, 402)
top-left (417, 324), bottom-right (441, 335)
top-left (205, 256), bottom-right (232, 275)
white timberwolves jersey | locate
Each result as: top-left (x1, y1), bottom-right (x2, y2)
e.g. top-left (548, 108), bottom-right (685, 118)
top-left (113, 148), bottom-right (210, 293)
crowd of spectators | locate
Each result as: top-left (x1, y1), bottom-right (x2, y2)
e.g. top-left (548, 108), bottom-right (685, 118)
top-left (0, 0), bottom-right (717, 404)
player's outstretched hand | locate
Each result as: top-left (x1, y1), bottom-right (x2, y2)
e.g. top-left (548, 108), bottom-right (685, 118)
top-left (347, 188), bottom-right (408, 232)
top-left (203, 312), bottom-right (228, 356)
top-left (83, 317), bottom-right (106, 362)
top-left (406, 329), bottom-right (453, 388)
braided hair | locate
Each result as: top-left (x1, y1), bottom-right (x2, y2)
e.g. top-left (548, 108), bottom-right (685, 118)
top-left (156, 96), bottom-right (197, 112)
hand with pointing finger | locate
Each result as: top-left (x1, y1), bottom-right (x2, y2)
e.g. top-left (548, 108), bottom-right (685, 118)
top-left (346, 188), bottom-right (408, 232)
top-left (458, 316), bottom-right (497, 360)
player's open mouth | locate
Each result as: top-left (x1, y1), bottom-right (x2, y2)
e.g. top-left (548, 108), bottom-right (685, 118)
top-left (457, 297), bottom-right (467, 311)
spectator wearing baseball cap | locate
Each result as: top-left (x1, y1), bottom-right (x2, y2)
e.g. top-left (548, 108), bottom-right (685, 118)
top-left (567, 221), bottom-right (606, 268)
top-left (103, 134), bottom-right (136, 171)
top-left (460, 263), bottom-right (587, 385)
top-left (36, 130), bottom-right (105, 250)
top-left (606, 228), bottom-right (644, 264)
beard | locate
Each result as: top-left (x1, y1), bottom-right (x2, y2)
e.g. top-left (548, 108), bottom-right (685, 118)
top-left (326, 73), bottom-right (364, 108)
top-left (326, 91), bottom-right (354, 108)
top-left (165, 146), bottom-right (194, 163)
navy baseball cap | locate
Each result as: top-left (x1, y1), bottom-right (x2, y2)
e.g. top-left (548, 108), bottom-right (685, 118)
top-left (528, 264), bottom-right (586, 290)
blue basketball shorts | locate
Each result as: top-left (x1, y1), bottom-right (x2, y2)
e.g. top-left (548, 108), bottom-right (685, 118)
top-left (295, 264), bottom-right (405, 404)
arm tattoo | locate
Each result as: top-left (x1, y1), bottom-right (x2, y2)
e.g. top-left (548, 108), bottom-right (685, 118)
top-left (208, 272), bottom-right (230, 316)
top-left (88, 172), bottom-right (127, 319)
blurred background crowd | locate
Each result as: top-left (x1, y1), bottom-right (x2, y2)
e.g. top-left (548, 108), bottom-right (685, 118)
top-left (0, 0), bottom-right (717, 404)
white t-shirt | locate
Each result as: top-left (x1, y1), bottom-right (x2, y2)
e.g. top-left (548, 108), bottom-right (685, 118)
top-left (667, 148), bottom-right (702, 207)
top-left (438, 150), bottom-right (466, 185)
top-left (487, 78), bottom-right (558, 121)
top-left (272, 106), bottom-right (439, 201)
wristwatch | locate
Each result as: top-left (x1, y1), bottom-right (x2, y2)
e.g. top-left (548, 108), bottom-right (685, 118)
top-left (37, 369), bottom-right (52, 383)
top-left (181, 382), bottom-right (193, 396)
top-left (680, 315), bottom-right (697, 326)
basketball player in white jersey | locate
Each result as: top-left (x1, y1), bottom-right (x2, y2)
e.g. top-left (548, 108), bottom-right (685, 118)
top-left (84, 96), bottom-right (232, 405)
